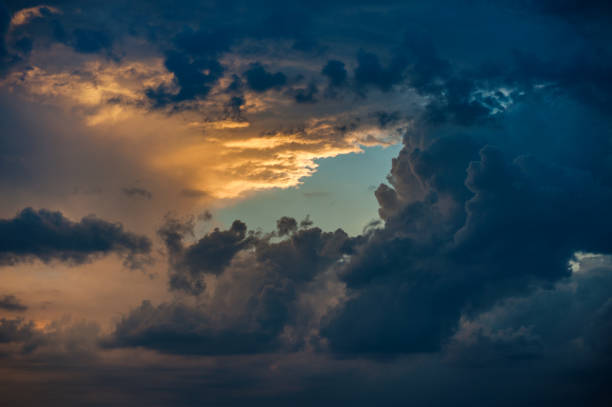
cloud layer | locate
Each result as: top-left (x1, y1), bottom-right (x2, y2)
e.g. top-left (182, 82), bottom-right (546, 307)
top-left (0, 0), bottom-right (611, 406)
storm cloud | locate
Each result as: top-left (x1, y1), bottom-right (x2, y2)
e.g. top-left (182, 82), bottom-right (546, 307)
top-left (1, 0), bottom-right (612, 405)
top-left (107, 218), bottom-right (358, 354)
top-left (0, 207), bottom-right (151, 267)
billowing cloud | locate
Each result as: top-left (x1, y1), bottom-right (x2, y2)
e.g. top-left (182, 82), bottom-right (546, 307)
top-left (321, 136), bottom-right (612, 354)
top-left (1, 0), bottom-right (612, 405)
top-left (0, 207), bottom-right (151, 267)
top-left (105, 217), bottom-right (358, 354)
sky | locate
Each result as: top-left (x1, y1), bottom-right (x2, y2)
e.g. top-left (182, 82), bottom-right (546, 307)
top-left (0, 1), bottom-right (611, 406)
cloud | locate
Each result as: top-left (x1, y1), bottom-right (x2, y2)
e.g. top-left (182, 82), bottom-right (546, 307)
top-left (0, 3), bottom-right (11, 71)
top-left (104, 299), bottom-right (285, 355)
top-left (294, 83), bottom-right (318, 103)
top-left (121, 187), bottom-right (152, 200)
top-left (107, 217), bottom-right (358, 355)
top-left (353, 50), bottom-right (407, 92)
top-left (276, 216), bottom-right (298, 236)
top-left (9, 5), bottom-right (60, 29)
top-left (172, 27), bottom-right (235, 58)
top-left (1, 7), bottom-right (417, 204)
top-left (0, 317), bottom-right (35, 345)
top-left (320, 132), bottom-right (612, 355)
top-left (0, 294), bottom-right (27, 311)
top-left (0, 207), bottom-right (151, 268)
top-left (69, 28), bottom-right (112, 54)
top-left (187, 120), bottom-right (250, 129)
top-left (244, 63), bottom-right (287, 93)
top-left (0, 316), bottom-right (100, 357)
top-left (446, 261), bottom-right (612, 374)
top-left (321, 60), bottom-right (347, 88)
top-left (147, 50), bottom-right (224, 107)
top-left (1, 1), bottom-right (612, 404)
top-left (158, 215), bottom-right (251, 294)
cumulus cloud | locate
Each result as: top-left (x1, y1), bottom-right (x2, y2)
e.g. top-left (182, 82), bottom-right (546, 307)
top-left (106, 217), bottom-right (358, 354)
top-left (75, 0), bottom-right (612, 366)
top-left (146, 50), bottom-right (224, 107)
top-left (445, 262), bottom-right (612, 368)
top-left (158, 215), bottom-right (251, 294)
top-left (1, 1), bottom-right (612, 405)
top-left (0, 207), bottom-right (151, 268)
top-left (320, 134), bottom-right (612, 355)
top-left (354, 50), bottom-right (407, 92)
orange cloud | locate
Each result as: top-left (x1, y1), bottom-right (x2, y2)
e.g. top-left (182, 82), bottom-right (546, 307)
top-left (10, 5), bottom-right (61, 29)
top-left (1, 52), bottom-right (403, 203)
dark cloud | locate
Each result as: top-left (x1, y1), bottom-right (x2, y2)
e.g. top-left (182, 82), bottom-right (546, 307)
top-left (534, 0), bottom-right (612, 19)
top-left (108, 218), bottom-right (359, 354)
top-left (0, 295), bottom-right (27, 311)
top-left (253, 8), bottom-right (312, 40)
top-left (321, 60), bottom-right (347, 87)
top-left (353, 50), bottom-right (407, 92)
top-left (292, 37), bottom-right (320, 52)
top-left (276, 216), bottom-right (297, 236)
top-left (226, 75), bottom-right (244, 93)
top-left (0, 318), bottom-right (35, 345)
top-left (121, 187), bottom-right (152, 200)
top-left (158, 215), bottom-right (250, 294)
top-left (320, 131), bottom-right (612, 355)
top-left (0, 4), bottom-right (9, 46)
top-left (224, 95), bottom-right (245, 119)
top-left (147, 50), bottom-right (224, 107)
top-left (173, 27), bottom-right (234, 58)
top-left (2, 1), bottom-right (612, 405)
top-left (0, 2), bottom-right (14, 73)
top-left (105, 299), bottom-right (285, 355)
top-left (12, 36), bottom-right (32, 54)
top-left (299, 215), bottom-right (313, 228)
top-left (70, 28), bottom-right (112, 53)
top-left (0, 207), bottom-right (151, 268)
top-left (375, 111), bottom-right (400, 128)
top-left (294, 83), bottom-right (318, 103)
top-left (145, 26), bottom-right (236, 107)
top-left (446, 262), bottom-right (612, 367)
top-left (244, 63), bottom-right (287, 93)
top-left (0, 315), bottom-right (100, 357)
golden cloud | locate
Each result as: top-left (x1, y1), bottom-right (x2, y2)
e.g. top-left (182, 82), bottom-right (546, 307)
top-left (1, 54), bottom-right (402, 202)
top-left (10, 5), bottom-right (61, 29)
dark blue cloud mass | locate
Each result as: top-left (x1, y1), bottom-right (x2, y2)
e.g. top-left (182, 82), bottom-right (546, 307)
top-left (0, 207), bottom-right (151, 268)
top-left (77, 0), bottom-right (610, 374)
top-left (1, 0), bottom-right (612, 406)
top-left (244, 62), bottom-right (287, 93)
